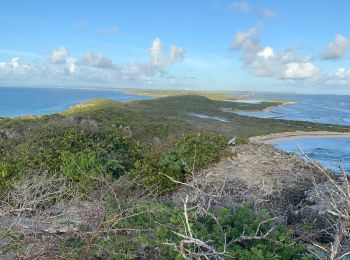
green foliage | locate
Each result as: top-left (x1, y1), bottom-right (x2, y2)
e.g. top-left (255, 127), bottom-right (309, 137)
top-left (0, 94), bottom-right (348, 193)
top-left (235, 136), bottom-right (250, 145)
top-left (136, 132), bottom-right (226, 193)
top-left (0, 95), bottom-right (342, 258)
top-left (62, 201), bottom-right (311, 259)
top-left (60, 129), bottom-right (142, 180)
top-left (0, 126), bottom-right (143, 193)
top-left (0, 162), bottom-right (11, 191)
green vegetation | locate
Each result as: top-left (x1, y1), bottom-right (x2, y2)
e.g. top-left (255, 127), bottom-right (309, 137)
top-left (64, 95), bottom-right (348, 141)
top-left (60, 202), bottom-right (311, 259)
top-left (1, 95), bottom-right (347, 191)
top-left (1, 94), bottom-right (349, 258)
top-left (136, 132), bottom-right (226, 193)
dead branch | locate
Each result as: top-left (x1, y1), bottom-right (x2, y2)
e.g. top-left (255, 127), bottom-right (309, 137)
top-left (297, 145), bottom-right (350, 260)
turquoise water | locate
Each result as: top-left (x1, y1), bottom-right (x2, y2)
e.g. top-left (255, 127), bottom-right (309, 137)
top-left (0, 87), bottom-right (151, 117)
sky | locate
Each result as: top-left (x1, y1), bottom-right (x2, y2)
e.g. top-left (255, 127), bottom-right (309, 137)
top-left (1, 0), bottom-right (350, 94)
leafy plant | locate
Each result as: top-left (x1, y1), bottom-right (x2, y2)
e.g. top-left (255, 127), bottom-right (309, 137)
top-left (137, 132), bottom-right (226, 193)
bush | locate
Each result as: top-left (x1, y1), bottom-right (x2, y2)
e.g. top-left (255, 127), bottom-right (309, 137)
top-left (136, 132), bottom-right (227, 193)
top-left (0, 127), bottom-right (143, 195)
top-left (61, 201), bottom-right (311, 259)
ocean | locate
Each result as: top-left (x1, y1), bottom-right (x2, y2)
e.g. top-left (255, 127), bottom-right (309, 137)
top-left (0, 87), bottom-right (151, 117)
top-left (235, 93), bottom-right (350, 173)
top-left (236, 93), bottom-right (350, 126)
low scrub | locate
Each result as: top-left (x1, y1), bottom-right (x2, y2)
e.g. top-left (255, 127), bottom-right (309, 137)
top-left (61, 200), bottom-right (310, 259)
top-left (135, 132), bottom-right (227, 193)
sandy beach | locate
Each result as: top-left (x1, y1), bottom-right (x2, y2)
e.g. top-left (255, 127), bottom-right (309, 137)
top-left (250, 131), bottom-right (350, 143)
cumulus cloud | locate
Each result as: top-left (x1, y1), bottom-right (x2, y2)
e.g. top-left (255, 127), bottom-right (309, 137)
top-left (231, 26), bottom-right (260, 51)
top-left (283, 62), bottom-right (319, 79)
top-left (168, 45), bottom-right (185, 64)
top-left (257, 46), bottom-right (274, 58)
top-left (0, 57), bottom-right (30, 75)
top-left (65, 58), bottom-right (77, 74)
top-left (150, 38), bottom-right (163, 65)
top-left (229, 1), bottom-right (276, 20)
top-left (0, 38), bottom-right (185, 86)
top-left (81, 51), bottom-right (117, 69)
top-left (50, 46), bottom-right (69, 64)
top-left (125, 38), bottom-right (185, 78)
top-left (333, 67), bottom-right (350, 78)
top-left (231, 26), bottom-right (319, 80)
top-left (321, 34), bottom-right (350, 60)
top-left (316, 67), bottom-right (350, 87)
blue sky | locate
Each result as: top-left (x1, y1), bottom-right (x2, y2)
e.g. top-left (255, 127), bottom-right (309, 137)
top-left (1, 0), bottom-right (350, 94)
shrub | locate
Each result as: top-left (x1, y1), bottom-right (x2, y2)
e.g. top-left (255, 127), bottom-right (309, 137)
top-left (61, 201), bottom-right (311, 259)
top-left (0, 127), bottom-right (143, 195)
top-left (136, 132), bottom-right (227, 193)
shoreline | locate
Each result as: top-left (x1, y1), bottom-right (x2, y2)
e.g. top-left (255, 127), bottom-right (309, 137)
top-left (261, 101), bottom-right (296, 112)
top-left (233, 100), bottom-right (297, 113)
top-left (250, 131), bottom-right (350, 143)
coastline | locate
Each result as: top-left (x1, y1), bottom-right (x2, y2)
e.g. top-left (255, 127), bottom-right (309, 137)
top-left (250, 131), bottom-right (350, 144)
top-left (261, 101), bottom-right (296, 112)
top-left (233, 100), bottom-right (297, 113)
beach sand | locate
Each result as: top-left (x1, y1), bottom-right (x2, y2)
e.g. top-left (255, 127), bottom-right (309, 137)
top-left (250, 131), bottom-right (350, 144)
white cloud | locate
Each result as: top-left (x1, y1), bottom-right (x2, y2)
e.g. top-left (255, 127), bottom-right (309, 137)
top-left (125, 39), bottom-right (184, 78)
top-left (257, 46), bottom-right (274, 58)
top-left (231, 26), bottom-right (319, 80)
top-left (315, 67), bottom-right (350, 87)
top-left (65, 58), bottom-right (77, 74)
top-left (81, 51), bottom-right (117, 69)
top-left (283, 62), bottom-right (319, 79)
top-left (231, 26), bottom-right (260, 51)
top-left (333, 67), bottom-right (350, 78)
top-left (0, 38), bottom-right (185, 87)
top-left (150, 37), bottom-right (163, 65)
top-left (0, 57), bottom-right (30, 75)
top-left (229, 2), bottom-right (276, 20)
top-left (168, 45), bottom-right (185, 64)
top-left (50, 46), bottom-right (69, 64)
top-left (10, 57), bottom-right (19, 68)
top-left (321, 34), bottom-right (350, 60)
